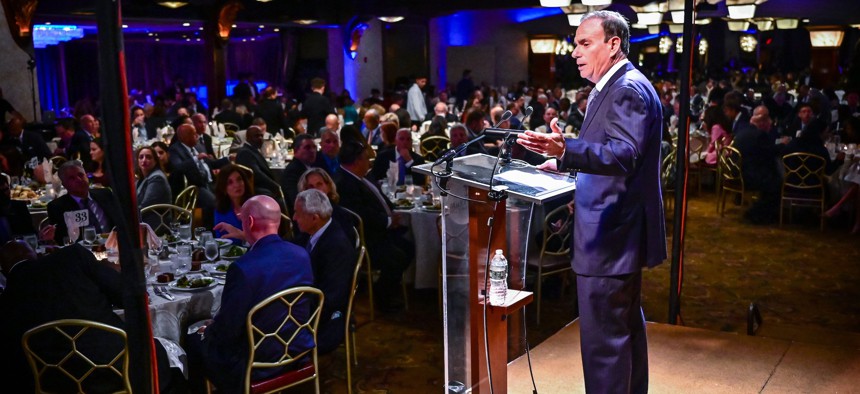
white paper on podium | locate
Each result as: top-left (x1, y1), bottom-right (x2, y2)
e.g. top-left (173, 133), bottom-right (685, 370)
top-left (494, 169), bottom-right (573, 191)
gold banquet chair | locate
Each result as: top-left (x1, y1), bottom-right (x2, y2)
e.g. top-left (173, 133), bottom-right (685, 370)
top-left (420, 135), bottom-right (451, 163)
top-left (780, 152), bottom-right (827, 231)
top-left (140, 203), bottom-right (193, 236)
top-left (174, 185), bottom-right (199, 211)
top-left (341, 207), bottom-right (375, 321)
top-left (243, 286), bottom-right (324, 394)
top-left (22, 319), bottom-right (131, 394)
top-left (527, 205), bottom-right (574, 325)
top-left (717, 145), bottom-right (751, 216)
top-left (344, 246), bottom-right (367, 394)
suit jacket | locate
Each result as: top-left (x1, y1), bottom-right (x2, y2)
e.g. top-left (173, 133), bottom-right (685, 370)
top-left (0, 199), bottom-right (36, 242)
top-left (236, 143), bottom-right (280, 198)
top-left (68, 130), bottom-right (94, 163)
top-left (168, 142), bottom-right (227, 191)
top-left (334, 169), bottom-right (393, 246)
top-left (280, 159), bottom-right (310, 215)
top-left (4, 131), bottom-right (52, 162)
top-left (197, 133), bottom-right (216, 157)
top-left (313, 153), bottom-right (339, 176)
top-left (733, 124), bottom-right (782, 189)
top-left (47, 188), bottom-right (122, 243)
top-left (0, 244), bottom-right (125, 393)
top-left (303, 92), bottom-right (335, 138)
top-left (369, 147), bottom-right (427, 186)
top-left (559, 62), bottom-right (667, 276)
top-left (214, 110), bottom-right (245, 128)
top-left (256, 98), bottom-right (286, 135)
top-left (136, 169), bottom-right (172, 228)
top-left (203, 234), bottom-right (314, 392)
top-left (304, 220), bottom-right (355, 353)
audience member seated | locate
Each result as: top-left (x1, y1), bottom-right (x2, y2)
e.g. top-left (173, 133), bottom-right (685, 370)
top-left (235, 126), bottom-right (284, 208)
top-left (420, 115), bottom-right (448, 142)
top-left (298, 167), bottom-right (356, 247)
top-left (362, 109), bottom-right (384, 148)
top-left (191, 113), bottom-right (218, 158)
top-left (1, 115), bottom-right (51, 163)
top-left (783, 102), bottom-right (815, 138)
top-left (0, 241), bottom-right (182, 393)
top-left (449, 124), bottom-right (484, 157)
top-left (46, 161), bottom-right (122, 243)
top-left (703, 106), bottom-right (733, 165)
top-left (335, 141), bottom-right (413, 312)
top-left (370, 128), bottom-right (426, 186)
top-left (733, 105), bottom-right (782, 224)
top-left (52, 118), bottom-right (76, 157)
top-left (168, 124), bottom-right (221, 209)
top-left (85, 138), bottom-right (109, 187)
top-left (284, 109), bottom-right (307, 139)
top-left (212, 164), bottom-right (254, 244)
top-left (314, 130), bottom-right (341, 176)
top-left (424, 101), bottom-right (458, 123)
top-left (319, 113), bottom-right (340, 136)
top-left (70, 114), bottom-right (98, 164)
top-left (135, 146), bottom-right (172, 229)
top-left (281, 133), bottom-right (317, 215)
top-left (0, 174), bottom-right (36, 244)
top-left (783, 118), bottom-right (844, 175)
top-left (187, 196), bottom-right (314, 393)
top-left (292, 189), bottom-right (355, 354)
top-left (213, 98), bottom-right (244, 128)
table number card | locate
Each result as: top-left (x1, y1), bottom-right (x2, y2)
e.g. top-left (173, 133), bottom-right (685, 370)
top-left (64, 209), bottom-right (90, 229)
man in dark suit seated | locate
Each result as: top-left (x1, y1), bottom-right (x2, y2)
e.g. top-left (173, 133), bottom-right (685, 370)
top-left (281, 134), bottom-right (317, 215)
top-left (314, 130), bottom-right (341, 176)
top-left (44, 161), bottom-right (122, 244)
top-left (213, 98), bottom-right (244, 127)
top-left (188, 196), bottom-right (314, 393)
top-left (2, 115), bottom-right (51, 163)
top-left (335, 141), bottom-right (413, 312)
top-left (68, 114), bottom-right (97, 164)
top-left (733, 105), bottom-right (783, 223)
top-left (369, 128), bottom-right (426, 186)
top-left (168, 124), bottom-right (224, 209)
top-left (235, 126), bottom-right (285, 208)
top-left (292, 189), bottom-right (355, 354)
top-left (0, 241), bottom-right (182, 393)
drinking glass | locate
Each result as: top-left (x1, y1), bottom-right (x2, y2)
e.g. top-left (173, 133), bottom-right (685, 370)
top-left (175, 244), bottom-right (192, 275)
top-left (22, 234), bottom-right (38, 251)
top-left (68, 226), bottom-right (80, 244)
top-left (170, 222), bottom-right (181, 239)
top-left (405, 176), bottom-right (415, 199)
top-left (194, 227), bottom-right (206, 241)
top-left (199, 231), bottom-right (214, 246)
top-left (204, 241), bottom-right (219, 263)
top-left (83, 226), bottom-right (97, 245)
top-left (178, 224), bottom-right (192, 244)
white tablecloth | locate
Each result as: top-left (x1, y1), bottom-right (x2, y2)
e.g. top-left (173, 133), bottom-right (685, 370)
top-left (399, 207), bottom-right (442, 289)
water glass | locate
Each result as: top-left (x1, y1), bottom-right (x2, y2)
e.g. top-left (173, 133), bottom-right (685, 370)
top-left (68, 226), bottom-right (80, 244)
top-left (194, 227), bottom-right (207, 241)
top-left (83, 226), bottom-right (97, 245)
top-left (178, 224), bottom-right (192, 244)
top-left (204, 241), bottom-right (219, 263)
top-left (175, 244), bottom-right (192, 275)
top-left (199, 231), bottom-right (214, 246)
top-left (22, 234), bottom-right (38, 251)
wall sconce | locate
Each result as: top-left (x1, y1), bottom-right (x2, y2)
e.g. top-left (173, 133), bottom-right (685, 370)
top-left (539, 0), bottom-right (571, 6)
top-left (776, 18), bottom-right (798, 29)
top-left (530, 38), bottom-right (559, 54)
top-left (343, 17), bottom-right (369, 60)
top-left (638, 12), bottom-right (664, 26)
top-left (568, 14), bottom-right (584, 26)
top-left (698, 37), bottom-right (708, 56)
top-left (378, 16), bottom-right (404, 23)
top-left (754, 18), bottom-right (774, 31)
top-left (727, 20), bottom-right (750, 31)
top-left (158, 1), bottom-right (188, 8)
top-left (740, 34), bottom-right (758, 52)
top-left (675, 36), bottom-right (683, 53)
top-left (658, 35), bottom-right (673, 54)
top-left (809, 30), bottom-right (844, 47)
top-left (695, 18), bottom-right (711, 25)
top-left (668, 23), bottom-right (683, 33)
top-left (725, 0), bottom-right (768, 20)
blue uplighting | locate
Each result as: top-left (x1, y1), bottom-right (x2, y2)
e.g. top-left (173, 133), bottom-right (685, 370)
top-left (507, 7), bottom-right (563, 23)
top-left (444, 12), bottom-right (472, 46)
top-left (631, 34), bottom-right (660, 43)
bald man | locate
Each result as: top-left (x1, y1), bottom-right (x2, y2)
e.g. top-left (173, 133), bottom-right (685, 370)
top-left (68, 114), bottom-right (97, 163)
top-left (189, 196), bottom-right (314, 392)
top-left (168, 123), bottom-right (221, 208)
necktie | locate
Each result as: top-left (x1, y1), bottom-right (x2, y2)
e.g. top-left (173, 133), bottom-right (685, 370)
top-left (585, 88), bottom-right (599, 119)
top-left (82, 198), bottom-right (105, 233)
top-left (397, 156), bottom-right (407, 186)
top-left (191, 148), bottom-right (210, 181)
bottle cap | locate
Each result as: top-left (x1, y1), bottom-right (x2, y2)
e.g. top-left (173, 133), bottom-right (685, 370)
top-left (495, 249), bottom-right (503, 254)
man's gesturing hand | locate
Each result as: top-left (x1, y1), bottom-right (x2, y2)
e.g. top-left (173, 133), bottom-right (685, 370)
top-left (516, 118), bottom-right (566, 159)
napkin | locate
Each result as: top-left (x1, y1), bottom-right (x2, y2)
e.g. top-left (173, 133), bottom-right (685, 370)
top-left (42, 158), bottom-right (52, 184)
top-left (104, 223), bottom-right (160, 249)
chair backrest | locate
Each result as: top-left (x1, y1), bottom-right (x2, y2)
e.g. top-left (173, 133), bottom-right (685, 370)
top-left (340, 207), bottom-right (365, 249)
top-left (279, 213), bottom-right (294, 240)
top-left (345, 247), bottom-right (367, 332)
top-left (140, 203), bottom-right (193, 236)
top-left (223, 122), bottom-right (240, 133)
top-left (245, 286), bottom-right (324, 391)
top-left (718, 145), bottom-right (743, 187)
top-left (174, 185), bottom-right (199, 211)
top-left (661, 147), bottom-right (676, 191)
top-left (689, 136), bottom-right (707, 159)
top-left (50, 155), bottom-right (67, 169)
top-left (420, 136), bottom-right (451, 162)
top-left (420, 120), bottom-right (432, 133)
top-left (541, 205), bottom-right (573, 256)
top-left (22, 319), bottom-right (131, 394)
top-left (781, 152), bottom-right (826, 192)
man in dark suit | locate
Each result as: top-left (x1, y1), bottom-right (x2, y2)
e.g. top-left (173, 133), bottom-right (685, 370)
top-left (302, 78), bottom-right (335, 138)
top-left (335, 141), bottom-right (413, 312)
top-left (566, 95), bottom-right (587, 134)
top-left (293, 189), bottom-right (355, 354)
top-left (191, 113), bottom-right (217, 157)
top-left (724, 90), bottom-right (751, 136)
top-left (518, 11), bottom-right (666, 392)
top-left (2, 115), bottom-right (51, 163)
top-left (0, 242), bottom-right (181, 393)
top-left (314, 129), bottom-right (340, 176)
top-left (281, 134), bottom-right (317, 215)
top-left (369, 128), bottom-right (426, 186)
top-left (213, 99), bottom-right (244, 127)
top-left (235, 126), bottom-right (284, 208)
top-left (68, 114), bottom-right (97, 164)
top-left (733, 105), bottom-right (783, 223)
top-left (362, 109), bottom-right (384, 149)
top-left (256, 87), bottom-right (286, 136)
top-left (45, 161), bottom-right (122, 244)
top-left (168, 124), bottom-right (222, 209)
top-left (190, 196), bottom-right (314, 393)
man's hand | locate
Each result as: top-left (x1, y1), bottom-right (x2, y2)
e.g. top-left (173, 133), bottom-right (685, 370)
top-left (39, 224), bottom-right (56, 242)
top-left (516, 118), bottom-right (566, 158)
top-left (397, 147), bottom-right (412, 163)
top-left (536, 159), bottom-right (558, 172)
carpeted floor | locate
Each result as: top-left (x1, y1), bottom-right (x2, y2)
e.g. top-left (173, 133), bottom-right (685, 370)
top-left (301, 191), bottom-right (860, 393)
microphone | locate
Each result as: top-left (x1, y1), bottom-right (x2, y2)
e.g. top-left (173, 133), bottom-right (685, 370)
top-left (523, 106), bottom-right (534, 121)
top-left (493, 110), bottom-right (513, 128)
top-left (434, 134), bottom-right (486, 165)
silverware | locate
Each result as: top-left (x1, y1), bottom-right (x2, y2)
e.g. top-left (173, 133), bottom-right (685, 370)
top-left (153, 285), bottom-right (174, 301)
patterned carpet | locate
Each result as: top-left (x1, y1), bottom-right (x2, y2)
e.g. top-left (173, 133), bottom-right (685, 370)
top-left (298, 191), bottom-right (860, 393)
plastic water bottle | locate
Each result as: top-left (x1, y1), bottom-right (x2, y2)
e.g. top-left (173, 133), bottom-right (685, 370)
top-left (489, 249), bottom-right (508, 306)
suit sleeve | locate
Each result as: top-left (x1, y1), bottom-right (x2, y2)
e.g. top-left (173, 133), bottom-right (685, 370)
top-left (316, 231), bottom-right (356, 319)
top-left (280, 163), bottom-right (302, 213)
top-left (409, 152), bottom-right (426, 186)
top-left (561, 86), bottom-right (651, 176)
top-left (369, 151), bottom-right (390, 184)
top-left (139, 173), bottom-right (172, 207)
top-left (47, 198), bottom-right (68, 243)
top-left (236, 150), bottom-right (278, 193)
top-left (205, 264), bottom-right (253, 349)
top-left (169, 147), bottom-right (206, 187)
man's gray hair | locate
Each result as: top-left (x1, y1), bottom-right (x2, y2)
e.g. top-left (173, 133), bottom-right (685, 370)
top-left (57, 160), bottom-right (85, 183)
top-left (581, 10), bottom-right (630, 56)
top-left (295, 189), bottom-right (333, 220)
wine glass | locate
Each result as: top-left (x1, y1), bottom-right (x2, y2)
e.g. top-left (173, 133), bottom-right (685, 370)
top-left (83, 226), bottom-right (96, 245)
top-left (194, 227), bottom-right (206, 242)
top-left (67, 226), bottom-right (80, 245)
top-left (199, 231), bottom-right (214, 246)
top-left (178, 224), bottom-right (192, 244)
top-left (204, 240), bottom-right (219, 263)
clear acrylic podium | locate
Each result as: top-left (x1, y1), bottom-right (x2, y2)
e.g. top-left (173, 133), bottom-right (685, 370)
top-left (413, 154), bottom-right (576, 393)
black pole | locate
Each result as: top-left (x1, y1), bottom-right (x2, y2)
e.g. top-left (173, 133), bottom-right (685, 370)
top-left (94, 0), bottom-right (152, 391)
top-left (668, 0), bottom-right (695, 325)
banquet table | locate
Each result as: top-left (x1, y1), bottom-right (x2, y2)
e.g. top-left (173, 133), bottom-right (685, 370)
top-left (397, 205), bottom-right (442, 289)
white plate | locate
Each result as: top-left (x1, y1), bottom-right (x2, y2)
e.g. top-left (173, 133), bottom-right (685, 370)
top-left (202, 262), bottom-right (230, 276)
top-left (167, 276), bottom-right (217, 292)
top-left (214, 239), bottom-right (232, 247)
top-left (220, 245), bottom-right (247, 260)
